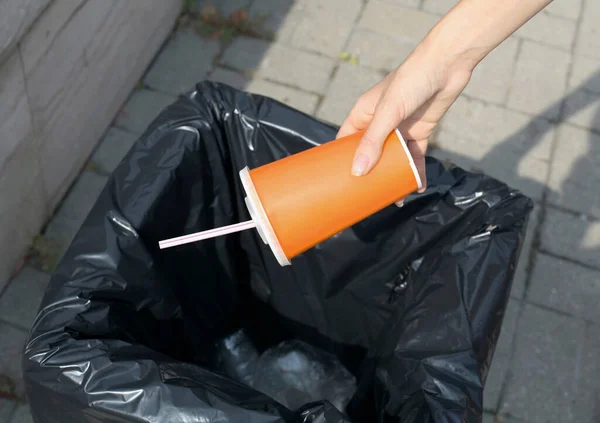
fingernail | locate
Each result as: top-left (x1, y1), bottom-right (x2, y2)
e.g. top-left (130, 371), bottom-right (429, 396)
top-left (395, 200), bottom-right (404, 208)
top-left (418, 187), bottom-right (426, 193)
top-left (352, 154), bottom-right (369, 176)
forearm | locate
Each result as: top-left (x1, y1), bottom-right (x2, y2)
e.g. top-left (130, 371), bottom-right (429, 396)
top-left (422, 0), bottom-right (553, 71)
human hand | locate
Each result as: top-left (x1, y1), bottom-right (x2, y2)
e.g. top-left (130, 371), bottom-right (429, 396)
top-left (338, 0), bottom-right (553, 206)
top-left (337, 42), bottom-right (475, 204)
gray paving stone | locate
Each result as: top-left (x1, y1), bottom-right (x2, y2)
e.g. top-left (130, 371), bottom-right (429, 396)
top-left (1, 399), bottom-right (16, 421)
top-left (574, 0), bottom-right (600, 60)
top-left (482, 413), bottom-right (496, 423)
top-left (197, 0), bottom-right (250, 17)
top-left (501, 304), bottom-right (586, 422)
top-left (144, 30), bottom-right (220, 96)
top-left (91, 127), bottom-right (138, 174)
top-left (572, 324), bottom-right (600, 423)
top-left (316, 63), bottom-right (383, 125)
top-left (563, 89), bottom-right (600, 133)
top-left (10, 404), bottom-right (33, 423)
top-left (528, 253), bottom-right (600, 323)
top-left (220, 36), bottom-right (271, 72)
top-left (431, 146), bottom-right (548, 203)
top-left (515, 10), bottom-right (576, 50)
top-left (0, 322), bottom-right (28, 397)
top-left (540, 208), bottom-right (600, 269)
top-left (289, 0), bottom-right (362, 57)
top-left (44, 172), bottom-right (109, 258)
top-left (248, 0), bottom-right (296, 37)
top-left (507, 41), bottom-right (571, 120)
top-left (346, 29), bottom-right (415, 71)
top-left (380, 0), bottom-right (420, 8)
top-left (463, 37), bottom-right (519, 105)
top-left (438, 96), bottom-right (555, 162)
top-left (115, 89), bottom-right (177, 135)
top-left (422, 0), bottom-right (456, 15)
top-left (484, 299), bottom-right (521, 411)
top-left (257, 43), bottom-right (336, 93)
top-left (246, 79), bottom-right (319, 115)
top-left (0, 267), bottom-right (49, 330)
top-left (568, 55), bottom-right (600, 94)
top-left (433, 95), bottom-right (553, 201)
top-left (358, 1), bottom-right (439, 42)
top-left (511, 205), bottom-right (540, 300)
top-left (543, 0), bottom-right (582, 20)
top-left (547, 125), bottom-right (600, 219)
top-left (208, 68), bottom-right (249, 90)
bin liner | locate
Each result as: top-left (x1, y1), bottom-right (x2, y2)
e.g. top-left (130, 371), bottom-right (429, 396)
top-left (22, 81), bottom-right (533, 423)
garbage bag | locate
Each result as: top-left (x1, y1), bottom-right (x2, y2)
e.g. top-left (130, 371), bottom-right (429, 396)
top-left (22, 81), bottom-right (533, 423)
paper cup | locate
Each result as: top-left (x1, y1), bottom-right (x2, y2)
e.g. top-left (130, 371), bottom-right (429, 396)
top-left (240, 129), bottom-right (422, 266)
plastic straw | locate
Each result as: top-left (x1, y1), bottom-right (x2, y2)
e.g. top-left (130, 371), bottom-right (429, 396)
top-left (158, 220), bottom-right (256, 249)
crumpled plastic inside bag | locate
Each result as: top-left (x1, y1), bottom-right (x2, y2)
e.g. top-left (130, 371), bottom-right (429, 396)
top-left (215, 331), bottom-right (357, 412)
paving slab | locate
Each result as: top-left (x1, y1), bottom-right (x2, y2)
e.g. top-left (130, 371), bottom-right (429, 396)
top-left (247, 0), bottom-right (296, 37)
top-left (208, 68), bottom-right (249, 90)
top-left (115, 89), bottom-right (177, 135)
top-left (0, 267), bottom-right (49, 330)
top-left (346, 29), bottom-right (415, 71)
top-left (44, 172), bottom-right (109, 259)
top-left (501, 304), bottom-right (586, 422)
top-left (540, 208), bottom-right (600, 269)
top-left (246, 79), bottom-right (319, 115)
top-left (510, 204), bottom-right (540, 300)
top-left (1, 399), bottom-right (16, 421)
top-left (220, 36), bottom-right (271, 72)
top-left (528, 253), bottom-right (600, 323)
top-left (568, 55), bottom-right (600, 94)
top-left (432, 95), bottom-right (553, 201)
top-left (197, 0), bottom-right (250, 17)
top-left (574, 0), bottom-right (600, 59)
top-left (381, 0), bottom-right (421, 9)
top-left (507, 41), bottom-right (571, 120)
top-left (543, 0), bottom-right (582, 20)
top-left (514, 10), bottom-right (576, 50)
top-left (256, 43), bottom-right (336, 93)
top-left (463, 37), bottom-right (519, 105)
top-left (9, 404), bottom-right (33, 423)
top-left (563, 89), bottom-right (600, 133)
top-left (422, 0), bottom-right (456, 15)
top-left (288, 0), bottom-right (362, 58)
top-left (358, 1), bottom-right (439, 42)
top-left (0, 322), bottom-right (27, 397)
top-left (144, 30), bottom-right (220, 96)
top-left (437, 96), bottom-right (555, 161)
top-left (572, 323), bottom-right (600, 423)
top-left (547, 124), bottom-right (600, 219)
top-left (484, 299), bottom-right (521, 411)
top-left (316, 62), bottom-right (383, 125)
top-left (91, 127), bottom-right (138, 174)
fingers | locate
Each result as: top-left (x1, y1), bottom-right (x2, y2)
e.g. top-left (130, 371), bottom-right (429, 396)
top-left (351, 70), bottom-right (435, 176)
top-left (351, 93), bottom-right (406, 176)
top-left (336, 79), bottom-right (387, 140)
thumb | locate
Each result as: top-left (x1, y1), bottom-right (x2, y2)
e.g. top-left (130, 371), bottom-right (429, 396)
top-left (351, 93), bottom-right (406, 176)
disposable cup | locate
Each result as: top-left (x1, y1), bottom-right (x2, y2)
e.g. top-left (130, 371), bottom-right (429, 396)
top-left (240, 129), bottom-right (422, 266)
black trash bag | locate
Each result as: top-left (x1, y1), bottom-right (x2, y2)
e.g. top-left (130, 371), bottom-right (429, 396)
top-left (22, 81), bottom-right (533, 423)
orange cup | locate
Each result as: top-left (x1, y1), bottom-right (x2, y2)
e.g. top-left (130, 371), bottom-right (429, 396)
top-left (240, 129), bottom-right (422, 266)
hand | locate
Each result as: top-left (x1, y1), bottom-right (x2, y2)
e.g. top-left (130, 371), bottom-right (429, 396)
top-left (337, 42), bottom-right (474, 204)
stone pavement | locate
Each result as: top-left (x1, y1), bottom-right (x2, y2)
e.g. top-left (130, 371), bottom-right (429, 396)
top-left (1, 0), bottom-right (599, 422)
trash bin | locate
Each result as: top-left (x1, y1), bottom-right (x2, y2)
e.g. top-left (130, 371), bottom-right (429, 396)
top-left (22, 82), bottom-right (533, 423)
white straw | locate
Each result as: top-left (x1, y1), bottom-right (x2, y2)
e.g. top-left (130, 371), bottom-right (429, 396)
top-left (158, 220), bottom-right (257, 249)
